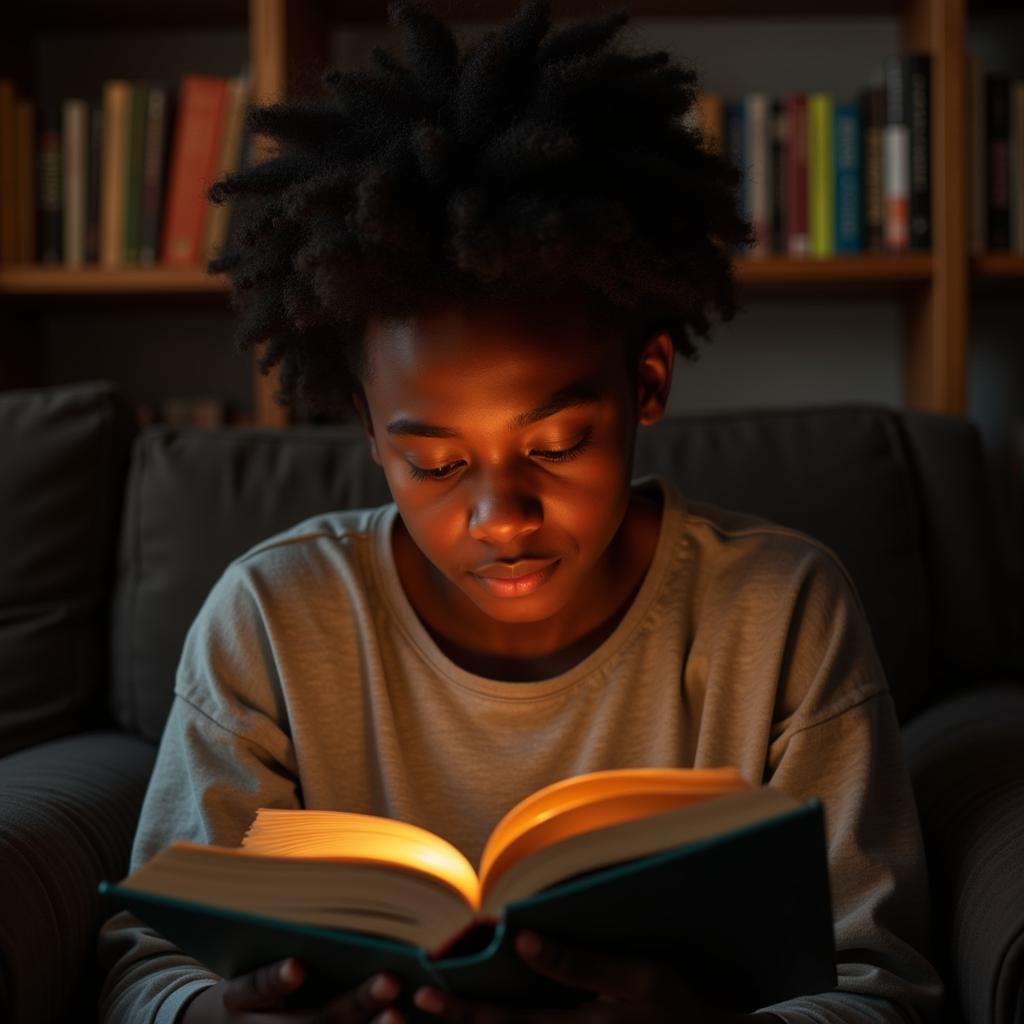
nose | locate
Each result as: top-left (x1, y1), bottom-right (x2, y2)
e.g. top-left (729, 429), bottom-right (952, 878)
top-left (467, 474), bottom-right (543, 546)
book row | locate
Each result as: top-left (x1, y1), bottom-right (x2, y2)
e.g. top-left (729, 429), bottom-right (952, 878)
top-left (2, 56), bottom-right (1023, 268)
top-left (0, 72), bottom-right (254, 268)
top-left (688, 54), bottom-right (1024, 258)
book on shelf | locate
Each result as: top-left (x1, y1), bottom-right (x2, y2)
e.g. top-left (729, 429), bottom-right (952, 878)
top-left (0, 70), bottom-right (248, 269)
top-left (965, 58), bottom-right (1024, 253)
top-left (100, 766), bottom-right (837, 1014)
top-left (158, 395), bottom-right (227, 428)
top-left (808, 93), bottom-right (834, 257)
top-left (699, 52), bottom-right (935, 260)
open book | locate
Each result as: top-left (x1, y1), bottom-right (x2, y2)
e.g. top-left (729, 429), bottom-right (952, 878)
top-left (101, 767), bottom-right (837, 1012)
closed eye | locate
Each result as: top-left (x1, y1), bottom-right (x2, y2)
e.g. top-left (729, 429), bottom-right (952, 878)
top-left (406, 428), bottom-right (594, 482)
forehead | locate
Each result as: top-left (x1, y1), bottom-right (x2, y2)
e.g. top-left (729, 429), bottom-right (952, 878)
top-left (362, 301), bottom-right (624, 402)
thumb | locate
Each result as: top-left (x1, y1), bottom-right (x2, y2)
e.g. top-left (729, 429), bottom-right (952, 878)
top-left (221, 958), bottom-right (305, 1010)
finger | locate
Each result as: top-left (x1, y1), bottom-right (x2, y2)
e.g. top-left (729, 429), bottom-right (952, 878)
top-left (513, 931), bottom-right (667, 1004)
top-left (317, 971), bottom-right (402, 1023)
top-left (222, 957), bottom-right (306, 1010)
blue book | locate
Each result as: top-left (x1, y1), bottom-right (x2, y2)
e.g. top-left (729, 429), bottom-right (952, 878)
top-left (100, 772), bottom-right (837, 1016)
top-left (834, 103), bottom-right (863, 253)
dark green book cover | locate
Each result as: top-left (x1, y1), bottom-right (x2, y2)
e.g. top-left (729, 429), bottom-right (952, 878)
top-left (100, 799), bottom-right (836, 1017)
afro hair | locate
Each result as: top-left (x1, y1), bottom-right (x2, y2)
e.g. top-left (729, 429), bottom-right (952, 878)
top-left (206, 0), bottom-right (753, 421)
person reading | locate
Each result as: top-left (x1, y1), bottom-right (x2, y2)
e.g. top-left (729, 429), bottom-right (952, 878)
top-left (97, 2), bottom-right (944, 1022)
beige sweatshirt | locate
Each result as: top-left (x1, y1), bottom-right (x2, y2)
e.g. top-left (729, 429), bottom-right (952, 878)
top-left (97, 473), bottom-right (943, 1024)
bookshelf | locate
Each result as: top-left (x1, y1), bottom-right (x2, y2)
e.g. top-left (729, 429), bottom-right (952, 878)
top-left (0, 0), bottom-right (1018, 426)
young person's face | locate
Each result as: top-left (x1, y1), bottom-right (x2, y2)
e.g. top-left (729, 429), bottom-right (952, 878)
top-left (353, 298), bottom-right (674, 645)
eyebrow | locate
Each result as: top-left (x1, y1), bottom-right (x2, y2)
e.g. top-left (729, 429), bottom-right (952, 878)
top-left (385, 374), bottom-right (605, 439)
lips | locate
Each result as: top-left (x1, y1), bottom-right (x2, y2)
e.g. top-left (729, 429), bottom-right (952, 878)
top-left (472, 557), bottom-right (560, 580)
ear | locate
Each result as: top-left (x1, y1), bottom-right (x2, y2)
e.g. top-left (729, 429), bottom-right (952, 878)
top-left (350, 389), bottom-right (382, 466)
top-left (634, 331), bottom-right (675, 427)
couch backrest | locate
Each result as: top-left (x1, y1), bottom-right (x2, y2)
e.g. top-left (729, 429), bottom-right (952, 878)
top-left (0, 380), bottom-right (136, 758)
top-left (108, 402), bottom-right (1011, 745)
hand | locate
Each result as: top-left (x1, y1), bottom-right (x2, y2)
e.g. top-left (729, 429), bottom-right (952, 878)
top-left (407, 930), bottom-right (748, 1024)
top-left (179, 956), bottom-right (404, 1023)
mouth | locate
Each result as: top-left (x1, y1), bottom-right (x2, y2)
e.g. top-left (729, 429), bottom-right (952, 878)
top-left (470, 558), bottom-right (561, 598)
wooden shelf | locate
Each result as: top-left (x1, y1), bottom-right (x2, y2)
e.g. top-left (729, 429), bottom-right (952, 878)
top-left (322, 0), bottom-right (911, 23)
top-left (735, 254), bottom-right (932, 284)
top-left (0, 265), bottom-right (229, 296)
top-left (972, 253), bottom-right (1024, 279)
top-left (3, 0), bottom-right (1012, 423)
top-left (0, 257), bottom-right (933, 298)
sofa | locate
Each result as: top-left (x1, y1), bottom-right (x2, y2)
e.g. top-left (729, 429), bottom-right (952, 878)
top-left (0, 379), bottom-right (1021, 1024)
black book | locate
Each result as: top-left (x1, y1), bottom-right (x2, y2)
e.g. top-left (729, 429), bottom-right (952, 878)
top-left (986, 75), bottom-right (1011, 250)
top-left (905, 54), bottom-right (931, 250)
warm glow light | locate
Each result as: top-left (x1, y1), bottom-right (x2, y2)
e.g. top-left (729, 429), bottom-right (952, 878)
top-left (242, 809), bottom-right (482, 908)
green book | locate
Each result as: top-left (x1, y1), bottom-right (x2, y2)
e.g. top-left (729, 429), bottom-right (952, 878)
top-left (99, 769), bottom-right (837, 1016)
top-left (808, 93), bottom-right (835, 258)
top-left (123, 81), bottom-right (148, 264)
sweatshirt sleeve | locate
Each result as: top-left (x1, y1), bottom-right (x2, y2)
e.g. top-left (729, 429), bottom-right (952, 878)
top-left (97, 563), bottom-right (303, 1024)
top-left (750, 548), bottom-right (945, 1024)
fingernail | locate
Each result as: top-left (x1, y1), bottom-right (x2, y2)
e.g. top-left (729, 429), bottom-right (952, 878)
top-left (415, 987), bottom-right (444, 1013)
top-left (279, 959), bottom-right (298, 984)
top-left (516, 931), bottom-right (542, 957)
top-left (372, 974), bottom-right (399, 1001)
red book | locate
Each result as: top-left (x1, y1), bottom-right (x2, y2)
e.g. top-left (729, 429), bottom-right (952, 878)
top-left (160, 74), bottom-right (230, 266)
top-left (784, 93), bottom-right (808, 257)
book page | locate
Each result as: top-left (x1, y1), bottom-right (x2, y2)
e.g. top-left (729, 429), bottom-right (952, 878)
top-left (243, 809), bottom-right (482, 909)
top-left (479, 786), bottom-right (801, 915)
top-left (478, 767), bottom-right (750, 897)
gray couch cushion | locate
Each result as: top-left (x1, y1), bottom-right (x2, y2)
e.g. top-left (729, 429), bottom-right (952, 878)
top-left (110, 424), bottom-right (391, 742)
top-left (0, 729), bottom-right (156, 1024)
top-left (0, 381), bottom-right (136, 758)
top-left (633, 405), bottom-right (931, 723)
top-left (902, 683), bottom-right (1024, 1024)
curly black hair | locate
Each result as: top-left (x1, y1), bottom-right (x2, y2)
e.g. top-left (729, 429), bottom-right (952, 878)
top-left (206, 0), bottom-right (753, 422)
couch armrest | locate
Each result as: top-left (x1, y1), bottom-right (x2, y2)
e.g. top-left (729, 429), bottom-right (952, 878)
top-left (901, 683), bottom-right (1024, 1024)
top-left (0, 729), bottom-right (156, 1024)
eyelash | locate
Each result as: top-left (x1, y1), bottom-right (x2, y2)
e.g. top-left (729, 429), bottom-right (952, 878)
top-left (406, 429), bottom-right (594, 482)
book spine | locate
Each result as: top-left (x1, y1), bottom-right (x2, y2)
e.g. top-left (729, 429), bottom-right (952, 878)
top-left (160, 74), bottom-right (230, 266)
top-left (86, 102), bottom-right (103, 264)
top-left (139, 86), bottom-right (169, 266)
top-left (834, 103), bottom-right (862, 254)
top-left (62, 98), bottom-right (88, 268)
top-left (907, 54), bottom-right (931, 250)
top-left (986, 75), bottom-right (1010, 251)
top-left (0, 79), bottom-right (17, 263)
top-left (124, 81), bottom-right (148, 265)
top-left (967, 54), bottom-right (986, 255)
top-left (15, 97), bottom-right (36, 262)
top-left (771, 98), bottom-right (786, 254)
top-left (203, 75), bottom-right (249, 266)
top-left (744, 92), bottom-right (770, 258)
top-left (861, 84), bottom-right (886, 252)
top-left (693, 92), bottom-right (724, 156)
top-left (100, 79), bottom-right (131, 269)
top-left (884, 56), bottom-right (910, 252)
top-left (807, 92), bottom-right (834, 258)
top-left (37, 101), bottom-right (62, 264)
top-left (726, 101), bottom-right (746, 230)
top-left (784, 93), bottom-right (808, 257)
top-left (1013, 81), bottom-right (1024, 254)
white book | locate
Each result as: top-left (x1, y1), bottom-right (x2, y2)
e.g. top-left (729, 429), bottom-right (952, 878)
top-left (884, 57), bottom-right (910, 252)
